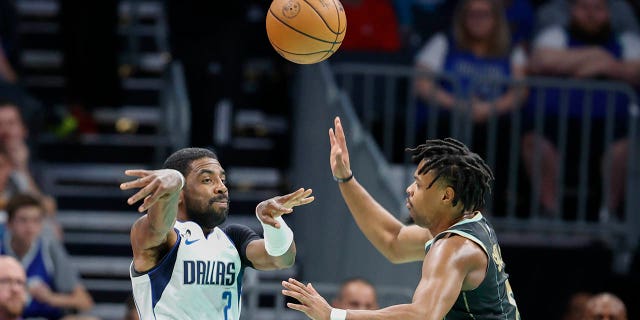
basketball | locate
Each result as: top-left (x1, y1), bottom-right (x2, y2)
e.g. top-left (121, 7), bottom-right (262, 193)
top-left (266, 0), bottom-right (347, 64)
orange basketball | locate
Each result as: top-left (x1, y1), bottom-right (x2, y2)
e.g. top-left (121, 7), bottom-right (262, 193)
top-left (266, 0), bottom-right (347, 64)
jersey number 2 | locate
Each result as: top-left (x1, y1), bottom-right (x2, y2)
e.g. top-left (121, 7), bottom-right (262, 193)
top-left (222, 291), bottom-right (232, 320)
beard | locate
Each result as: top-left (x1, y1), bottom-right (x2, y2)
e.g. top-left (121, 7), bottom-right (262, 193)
top-left (184, 195), bottom-right (230, 229)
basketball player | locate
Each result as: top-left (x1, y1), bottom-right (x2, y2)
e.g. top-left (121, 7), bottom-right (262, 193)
top-left (120, 148), bottom-right (313, 319)
top-left (282, 117), bottom-right (519, 319)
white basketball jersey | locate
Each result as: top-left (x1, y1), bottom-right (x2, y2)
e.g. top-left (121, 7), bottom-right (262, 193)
top-left (130, 221), bottom-right (245, 320)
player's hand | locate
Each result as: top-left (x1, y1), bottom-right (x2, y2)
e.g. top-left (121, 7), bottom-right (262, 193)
top-left (256, 188), bottom-right (314, 228)
top-left (329, 116), bottom-right (352, 180)
top-left (120, 169), bottom-right (183, 212)
top-left (282, 278), bottom-right (331, 320)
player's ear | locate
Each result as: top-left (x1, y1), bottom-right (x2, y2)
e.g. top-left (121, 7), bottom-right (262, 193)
top-left (442, 186), bottom-right (455, 203)
top-left (178, 191), bottom-right (185, 205)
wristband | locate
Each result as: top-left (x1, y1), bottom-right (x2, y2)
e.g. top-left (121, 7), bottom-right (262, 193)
top-left (174, 170), bottom-right (185, 190)
top-left (333, 173), bottom-right (353, 183)
top-left (260, 215), bottom-right (294, 256)
top-left (330, 308), bottom-right (347, 320)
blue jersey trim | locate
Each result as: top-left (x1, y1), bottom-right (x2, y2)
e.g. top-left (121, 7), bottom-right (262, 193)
top-left (237, 267), bottom-right (244, 306)
top-left (149, 229), bottom-right (181, 312)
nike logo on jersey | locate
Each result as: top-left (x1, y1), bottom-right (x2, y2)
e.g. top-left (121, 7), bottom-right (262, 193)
top-left (185, 239), bottom-right (200, 245)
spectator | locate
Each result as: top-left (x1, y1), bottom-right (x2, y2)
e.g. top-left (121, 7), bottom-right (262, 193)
top-left (0, 0), bottom-right (18, 84)
top-left (0, 194), bottom-right (93, 319)
top-left (332, 278), bottom-right (379, 310)
top-left (414, 0), bottom-right (526, 125)
top-left (534, 0), bottom-right (639, 35)
top-left (340, 0), bottom-right (401, 52)
top-left (0, 0), bottom-right (19, 69)
top-left (0, 102), bottom-right (60, 237)
top-left (414, 0), bottom-right (527, 214)
top-left (525, 0), bottom-right (640, 217)
top-left (504, 0), bottom-right (535, 48)
top-left (0, 42), bottom-right (16, 84)
top-left (562, 291), bottom-right (592, 320)
top-left (0, 255), bottom-right (27, 320)
top-left (394, 0), bottom-right (533, 50)
top-left (584, 292), bottom-right (627, 320)
top-left (393, 0), bottom-right (459, 48)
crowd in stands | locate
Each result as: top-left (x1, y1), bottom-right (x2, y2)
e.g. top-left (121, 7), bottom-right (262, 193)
top-left (336, 0), bottom-right (640, 220)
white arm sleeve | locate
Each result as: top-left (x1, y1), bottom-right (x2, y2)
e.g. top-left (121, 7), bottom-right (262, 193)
top-left (415, 33), bottom-right (448, 71)
top-left (533, 26), bottom-right (567, 50)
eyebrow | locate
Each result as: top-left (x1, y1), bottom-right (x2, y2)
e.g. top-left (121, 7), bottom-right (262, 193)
top-left (198, 169), bottom-right (226, 176)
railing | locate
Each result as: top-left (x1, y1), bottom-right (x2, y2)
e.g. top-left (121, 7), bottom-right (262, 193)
top-left (331, 62), bottom-right (640, 273)
top-left (240, 269), bottom-right (414, 320)
top-left (156, 61), bottom-right (190, 164)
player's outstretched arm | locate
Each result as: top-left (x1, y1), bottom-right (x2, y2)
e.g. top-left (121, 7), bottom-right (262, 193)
top-left (120, 169), bottom-right (184, 272)
top-left (247, 188), bottom-right (314, 270)
top-left (329, 116), bottom-right (431, 263)
top-left (282, 236), bottom-right (487, 320)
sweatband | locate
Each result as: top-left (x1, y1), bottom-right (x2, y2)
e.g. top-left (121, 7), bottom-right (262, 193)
top-left (330, 308), bottom-right (347, 320)
top-left (173, 169), bottom-right (185, 190)
top-left (261, 215), bottom-right (294, 256)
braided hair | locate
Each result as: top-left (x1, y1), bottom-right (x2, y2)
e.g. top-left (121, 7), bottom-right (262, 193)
top-left (407, 138), bottom-right (494, 212)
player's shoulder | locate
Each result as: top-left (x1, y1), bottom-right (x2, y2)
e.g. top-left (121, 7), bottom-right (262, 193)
top-left (430, 232), bottom-right (488, 266)
top-left (220, 223), bottom-right (257, 235)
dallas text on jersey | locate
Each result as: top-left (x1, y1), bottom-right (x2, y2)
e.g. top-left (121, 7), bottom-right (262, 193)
top-left (183, 260), bottom-right (236, 286)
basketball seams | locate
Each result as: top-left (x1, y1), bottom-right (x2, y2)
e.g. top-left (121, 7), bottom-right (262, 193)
top-left (316, 0), bottom-right (343, 61)
top-left (266, 0), bottom-right (345, 63)
top-left (301, 0), bottom-right (340, 35)
top-left (272, 41), bottom-right (335, 56)
top-left (268, 8), bottom-right (342, 45)
top-left (331, 0), bottom-right (346, 34)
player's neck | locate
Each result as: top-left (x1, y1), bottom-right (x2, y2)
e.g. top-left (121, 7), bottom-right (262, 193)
top-left (200, 226), bottom-right (214, 236)
top-left (432, 210), bottom-right (478, 234)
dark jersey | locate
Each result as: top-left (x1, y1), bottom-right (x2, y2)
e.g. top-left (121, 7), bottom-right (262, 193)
top-left (425, 213), bottom-right (520, 320)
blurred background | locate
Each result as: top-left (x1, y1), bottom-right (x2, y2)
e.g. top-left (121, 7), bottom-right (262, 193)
top-left (0, 0), bottom-right (638, 319)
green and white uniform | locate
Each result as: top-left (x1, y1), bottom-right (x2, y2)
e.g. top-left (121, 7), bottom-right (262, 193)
top-left (425, 213), bottom-right (520, 320)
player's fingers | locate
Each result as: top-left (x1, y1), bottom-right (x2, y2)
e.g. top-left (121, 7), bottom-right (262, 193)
top-left (282, 289), bottom-right (305, 302)
top-left (140, 182), bottom-right (166, 212)
top-left (335, 117), bottom-right (347, 147)
top-left (267, 202), bottom-right (293, 215)
top-left (260, 214), bottom-right (280, 228)
top-left (120, 173), bottom-right (154, 190)
top-left (294, 195), bottom-right (315, 207)
top-left (329, 128), bottom-right (336, 147)
top-left (288, 278), bottom-right (308, 290)
top-left (284, 188), bottom-right (313, 207)
top-left (285, 302), bottom-right (310, 313)
top-left (124, 169), bottom-right (151, 178)
top-left (279, 188), bottom-right (305, 203)
top-left (282, 280), bottom-right (309, 295)
top-left (127, 179), bottom-right (159, 205)
top-left (307, 283), bottom-right (319, 295)
top-left (138, 195), bottom-right (152, 213)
